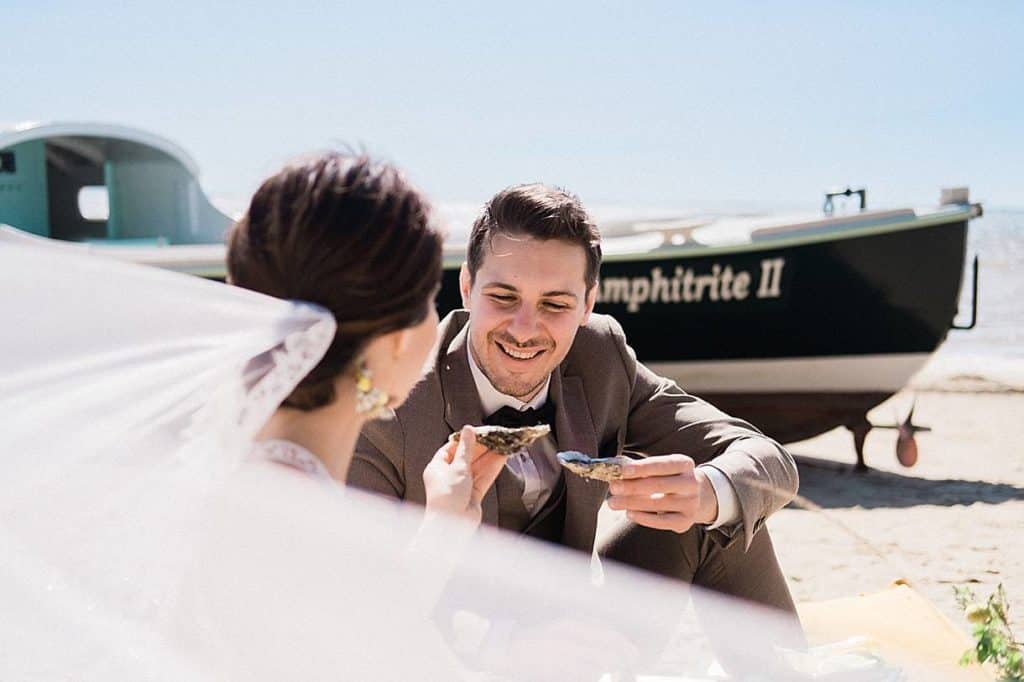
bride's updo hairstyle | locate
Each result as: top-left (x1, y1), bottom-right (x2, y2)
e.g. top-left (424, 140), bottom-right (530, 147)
top-left (227, 152), bottom-right (443, 411)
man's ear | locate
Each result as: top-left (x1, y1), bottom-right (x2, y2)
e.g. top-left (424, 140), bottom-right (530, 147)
top-left (459, 263), bottom-right (473, 310)
top-left (580, 281), bottom-right (598, 326)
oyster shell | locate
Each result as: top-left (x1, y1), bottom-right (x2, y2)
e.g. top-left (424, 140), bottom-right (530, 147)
top-left (556, 451), bottom-right (629, 482)
top-left (454, 424), bottom-right (551, 456)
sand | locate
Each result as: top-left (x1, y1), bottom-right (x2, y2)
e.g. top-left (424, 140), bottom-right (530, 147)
top-left (769, 389), bottom-right (1024, 635)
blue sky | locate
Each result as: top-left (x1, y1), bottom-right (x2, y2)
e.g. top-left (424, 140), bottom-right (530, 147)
top-left (6, 1), bottom-right (1023, 211)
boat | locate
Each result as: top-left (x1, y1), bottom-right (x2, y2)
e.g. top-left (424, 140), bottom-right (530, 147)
top-left (570, 198), bottom-right (980, 469)
top-left (1, 122), bottom-right (982, 468)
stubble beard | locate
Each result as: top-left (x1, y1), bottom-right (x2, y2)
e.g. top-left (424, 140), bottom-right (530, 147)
top-left (472, 334), bottom-right (552, 402)
top-left (492, 373), bottom-right (548, 403)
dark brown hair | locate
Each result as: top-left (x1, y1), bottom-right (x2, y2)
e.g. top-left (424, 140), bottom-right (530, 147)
top-left (466, 183), bottom-right (602, 289)
top-left (227, 152), bottom-right (443, 410)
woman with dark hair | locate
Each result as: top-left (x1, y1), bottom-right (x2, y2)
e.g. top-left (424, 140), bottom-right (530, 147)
top-left (227, 151), bottom-right (505, 519)
top-left (0, 150), bottom-right (513, 679)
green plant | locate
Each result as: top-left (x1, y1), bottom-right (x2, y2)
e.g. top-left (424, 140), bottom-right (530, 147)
top-left (954, 583), bottom-right (1023, 681)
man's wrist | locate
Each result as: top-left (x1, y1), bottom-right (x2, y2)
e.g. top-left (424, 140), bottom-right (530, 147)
top-left (694, 467), bottom-right (719, 525)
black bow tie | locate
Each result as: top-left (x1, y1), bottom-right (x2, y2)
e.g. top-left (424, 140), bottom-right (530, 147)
top-left (484, 402), bottom-right (556, 431)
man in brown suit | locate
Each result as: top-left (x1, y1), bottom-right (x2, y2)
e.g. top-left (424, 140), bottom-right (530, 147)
top-left (349, 184), bottom-right (802, 649)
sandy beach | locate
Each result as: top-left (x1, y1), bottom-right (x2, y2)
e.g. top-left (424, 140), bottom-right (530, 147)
top-left (769, 388), bottom-right (1024, 635)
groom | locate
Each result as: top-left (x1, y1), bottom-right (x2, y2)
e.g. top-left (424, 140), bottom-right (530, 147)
top-left (349, 183), bottom-right (801, 623)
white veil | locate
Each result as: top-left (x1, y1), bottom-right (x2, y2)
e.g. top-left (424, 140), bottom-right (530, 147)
top-left (0, 235), bottom-right (926, 681)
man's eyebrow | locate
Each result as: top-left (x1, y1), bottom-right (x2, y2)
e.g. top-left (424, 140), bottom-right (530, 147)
top-left (481, 282), bottom-right (519, 293)
top-left (481, 282), bottom-right (578, 300)
top-left (541, 290), bottom-right (579, 300)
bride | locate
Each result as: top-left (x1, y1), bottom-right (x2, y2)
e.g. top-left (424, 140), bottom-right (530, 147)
top-left (224, 152), bottom-right (505, 519)
top-left (0, 152), bottom-right (511, 680)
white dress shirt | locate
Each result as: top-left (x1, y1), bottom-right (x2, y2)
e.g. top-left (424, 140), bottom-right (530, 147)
top-left (465, 342), bottom-right (740, 529)
top-left (467, 345), bottom-right (558, 514)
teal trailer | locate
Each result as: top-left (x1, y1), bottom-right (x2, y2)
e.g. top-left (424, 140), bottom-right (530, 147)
top-left (0, 122), bottom-right (229, 275)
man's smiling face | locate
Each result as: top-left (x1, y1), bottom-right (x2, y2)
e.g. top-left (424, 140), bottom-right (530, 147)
top-left (460, 232), bottom-right (596, 402)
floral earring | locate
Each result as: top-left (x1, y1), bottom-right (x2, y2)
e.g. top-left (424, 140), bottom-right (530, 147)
top-left (355, 362), bottom-right (390, 417)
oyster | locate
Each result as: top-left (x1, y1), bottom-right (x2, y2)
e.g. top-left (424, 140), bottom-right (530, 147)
top-left (556, 451), bottom-right (630, 482)
top-left (454, 424), bottom-right (551, 456)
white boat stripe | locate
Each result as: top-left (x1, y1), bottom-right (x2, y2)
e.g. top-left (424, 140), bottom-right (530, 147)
top-left (649, 353), bottom-right (933, 394)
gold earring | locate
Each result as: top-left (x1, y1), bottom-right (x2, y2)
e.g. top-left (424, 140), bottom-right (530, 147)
top-left (355, 362), bottom-right (390, 416)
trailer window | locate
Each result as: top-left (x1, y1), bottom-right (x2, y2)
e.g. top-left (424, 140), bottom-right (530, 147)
top-left (78, 186), bottom-right (110, 221)
top-left (0, 151), bottom-right (14, 174)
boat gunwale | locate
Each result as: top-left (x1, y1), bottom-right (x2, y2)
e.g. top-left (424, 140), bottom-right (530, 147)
top-left (441, 204), bottom-right (979, 267)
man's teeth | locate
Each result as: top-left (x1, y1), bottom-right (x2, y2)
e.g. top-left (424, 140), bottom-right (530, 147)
top-left (499, 343), bottom-right (541, 360)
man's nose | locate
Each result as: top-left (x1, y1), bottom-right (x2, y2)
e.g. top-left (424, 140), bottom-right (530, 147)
top-left (506, 304), bottom-right (539, 342)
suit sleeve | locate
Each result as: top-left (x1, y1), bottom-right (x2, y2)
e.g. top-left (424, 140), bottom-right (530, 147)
top-left (347, 413), bottom-right (407, 500)
top-left (607, 316), bottom-right (799, 550)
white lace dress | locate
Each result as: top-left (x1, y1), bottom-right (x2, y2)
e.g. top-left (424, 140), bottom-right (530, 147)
top-left (248, 438), bottom-right (336, 486)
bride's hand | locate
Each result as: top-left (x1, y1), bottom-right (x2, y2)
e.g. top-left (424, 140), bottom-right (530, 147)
top-left (423, 426), bottom-right (506, 525)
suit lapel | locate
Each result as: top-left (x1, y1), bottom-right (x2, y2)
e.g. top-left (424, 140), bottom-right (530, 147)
top-left (437, 316), bottom-right (500, 525)
top-left (550, 370), bottom-right (606, 552)
top-left (439, 321), bottom-right (483, 434)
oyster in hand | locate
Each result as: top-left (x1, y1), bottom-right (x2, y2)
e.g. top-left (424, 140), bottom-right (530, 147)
top-left (557, 451), bottom-right (629, 482)
top-left (453, 424), bottom-right (551, 456)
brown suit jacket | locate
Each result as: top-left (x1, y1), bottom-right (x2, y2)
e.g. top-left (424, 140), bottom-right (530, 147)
top-left (349, 310), bottom-right (798, 551)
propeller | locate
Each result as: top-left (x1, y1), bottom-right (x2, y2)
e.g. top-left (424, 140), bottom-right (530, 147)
top-left (895, 399), bottom-right (929, 467)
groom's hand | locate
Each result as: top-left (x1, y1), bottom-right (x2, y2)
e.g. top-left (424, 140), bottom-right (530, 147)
top-left (606, 454), bottom-right (718, 533)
